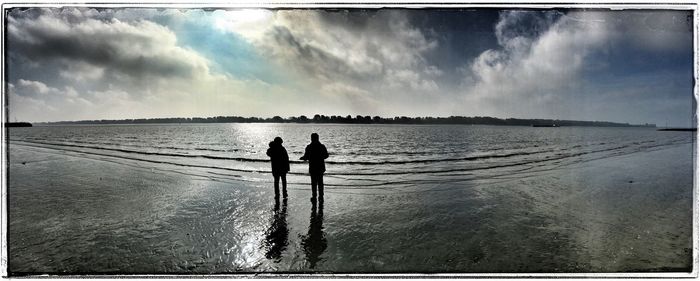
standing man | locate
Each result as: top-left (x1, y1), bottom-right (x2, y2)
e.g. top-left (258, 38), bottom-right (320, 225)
top-left (267, 137), bottom-right (290, 198)
top-left (300, 133), bottom-right (329, 202)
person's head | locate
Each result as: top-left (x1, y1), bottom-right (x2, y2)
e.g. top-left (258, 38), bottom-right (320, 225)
top-left (269, 141), bottom-right (275, 148)
top-left (274, 136), bottom-right (283, 145)
top-left (311, 133), bottom-right (319, 142)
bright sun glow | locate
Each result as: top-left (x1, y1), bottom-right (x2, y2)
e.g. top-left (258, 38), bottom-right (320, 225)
top-left (214, 9), bottom-right (273, 38)
top-left (231, 9), bottom-right (272, 22)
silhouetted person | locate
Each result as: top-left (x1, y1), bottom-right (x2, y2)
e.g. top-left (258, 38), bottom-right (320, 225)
top-left (301, 200), bottom-right (326, 269)
top-left (267, 137), bottom-right (289, 198)
top-left (262, 197), bottom-right (289, 262)
top-left (300, 133), bottom-right (328, 202)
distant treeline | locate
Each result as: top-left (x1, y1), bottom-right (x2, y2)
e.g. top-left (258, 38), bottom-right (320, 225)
top-left (5, 122), bottom-right (32, 127)
top-left (44, 115), bottom-right (656, 127)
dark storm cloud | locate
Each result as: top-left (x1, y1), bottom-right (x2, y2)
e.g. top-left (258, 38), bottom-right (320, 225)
top-left (315, 9), bottom-right (379, 30)
top-left (268, 25), bottom-right (367, 81)
top-left (494, 10), bottom-right (561, 44)
top-left (603, 10), bottom-right (693, 52)
top-left (7, 8), bottom-right (210, 81)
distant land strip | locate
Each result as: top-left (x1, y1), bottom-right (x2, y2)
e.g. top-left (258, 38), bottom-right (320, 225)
top-left (5, 122), bottom-right (33, 127)
top-left (35, 115), bottom-right (656, 127)
top-left (657, 128), bottom-right (697, 131)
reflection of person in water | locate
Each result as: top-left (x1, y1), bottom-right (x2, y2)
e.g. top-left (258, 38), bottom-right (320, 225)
top-left (267, 137), bottom-right (290, 198)
top-left (300, 133), bottom-right (329, 202)
top-left (301, 201), bottom-right (326, 269)
top-left (262, 197), bottom-right (289, 262)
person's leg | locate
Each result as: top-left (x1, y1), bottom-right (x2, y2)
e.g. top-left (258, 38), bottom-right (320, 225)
top-left (310, 174), bottom-right (318, 199)
top-left (273, 174), bottom-right (280, 197)
top-left (318, 174), bottom-right (324, 201)
top-left (281, 173), bottom-right (288, 197)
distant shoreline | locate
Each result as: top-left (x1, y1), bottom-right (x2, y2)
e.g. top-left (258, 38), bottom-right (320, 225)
top-left (5, 122), bottom-right (32, 127)
top-left (657, 128), bottom-right (697, 132)
top-left (32, 115), bottom-right (656, 128)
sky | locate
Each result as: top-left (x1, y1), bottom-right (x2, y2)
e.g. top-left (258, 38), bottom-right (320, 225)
top-left (5, 8), bottom-right (696, 126)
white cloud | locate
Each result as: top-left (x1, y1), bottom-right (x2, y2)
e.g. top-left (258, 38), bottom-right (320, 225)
top-left (212, 9), bottom-right (274, 41)
top-left (461, 11), bottom-right (610, 118)
top-left (457, 9), bottom-right (692, 124)
top-left (17, 79), bottom-right (51, 95)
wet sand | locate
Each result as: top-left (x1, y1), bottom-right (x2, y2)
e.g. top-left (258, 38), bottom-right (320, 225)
top-left (7, 142), bottom-right (694, 274)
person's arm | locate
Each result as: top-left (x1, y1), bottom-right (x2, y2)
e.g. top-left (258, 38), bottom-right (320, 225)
top-left (282, 148), bottom-right (289, 161)
top-left (283, 148), bottom-right (290, 171)
top-left (322, 145), bottom-right (329, 159)
top-left (300, 146), bottom-right (309, 161)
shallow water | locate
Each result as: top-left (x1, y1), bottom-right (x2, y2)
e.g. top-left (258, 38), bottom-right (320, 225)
top-left (7, 124), bottom-right (695, 274)
top-left (8, 124), bottom-right (693, 192)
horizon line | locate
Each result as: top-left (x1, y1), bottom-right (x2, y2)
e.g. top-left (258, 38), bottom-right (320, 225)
top-left (21, 114), bottom-right (657, 127)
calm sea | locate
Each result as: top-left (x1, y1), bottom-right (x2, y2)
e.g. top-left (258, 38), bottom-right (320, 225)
top-left (7, 124), bottom-right (693, 192)
top-left (7, 124), bottom-right (695, 273)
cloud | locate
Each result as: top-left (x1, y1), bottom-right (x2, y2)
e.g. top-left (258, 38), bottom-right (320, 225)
top-left (58, 61), bottom-right (106, 82)
top-left (576, 10), bottom-right (693, 53)
top-left (461, 10), bottom-right (612, 117)
top-left (8, 8), bottom-right (212, 83)
top-left (7, 8), bottom-right (449, 121)
top-left (16, 79), bottom-right (51, 96)
top-left (8, 79), bottom-right (93, 120)
top-left (319, 82), bottom-right (379, 114)
top-left (5, 8), bottom-right (693, 126)
top-left (458, 9), bottom-right (693, 125)
top-left (6, 8), bottom-right (290, 122)
top-left (217, 10), bottom-right (443, 113)
top-left (494, 10), bottom-right (560, 54)
top-left (13, 79), bottom-right (81, 100)
top-left (212, 9), bottom-right (275, 41)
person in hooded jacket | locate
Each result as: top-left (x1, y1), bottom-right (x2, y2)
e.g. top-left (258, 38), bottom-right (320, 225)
top-left (267, 137), bottom-right (290, 198)
top-left (300, 133), bottom-right (329, 202)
